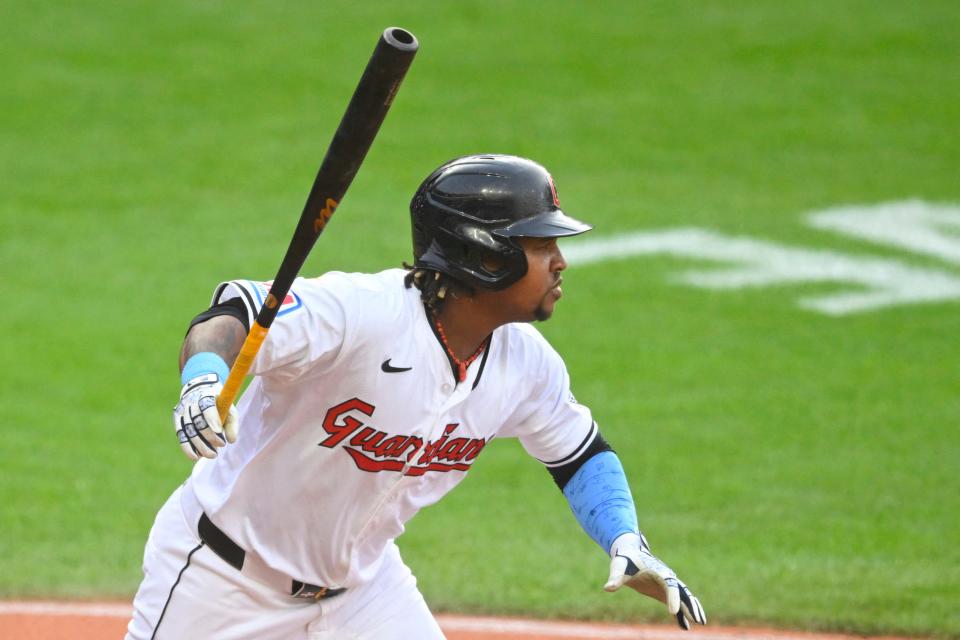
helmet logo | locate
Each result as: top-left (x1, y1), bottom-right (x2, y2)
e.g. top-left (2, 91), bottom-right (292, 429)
top-left (547, 174), bottom-right (561, 207)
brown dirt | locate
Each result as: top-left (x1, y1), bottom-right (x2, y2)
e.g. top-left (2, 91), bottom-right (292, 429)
top-left (0, 602), bottom-right (916, 640)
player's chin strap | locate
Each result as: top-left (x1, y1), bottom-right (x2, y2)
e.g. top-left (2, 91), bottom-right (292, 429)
top-left (561, 451), bottom-right (707, 630)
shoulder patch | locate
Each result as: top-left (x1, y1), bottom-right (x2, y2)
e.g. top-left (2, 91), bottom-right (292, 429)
top-left (247, 280), bottom-right (303, 316)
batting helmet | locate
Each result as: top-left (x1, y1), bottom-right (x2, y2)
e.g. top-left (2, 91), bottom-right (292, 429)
top-left (410, 154), bottom-right (592, 290)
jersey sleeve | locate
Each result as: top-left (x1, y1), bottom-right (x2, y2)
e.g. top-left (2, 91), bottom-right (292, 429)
top-left (211, 276), bottom-right (351, 380)
top-left (498, 332), bottom-right (596, 467)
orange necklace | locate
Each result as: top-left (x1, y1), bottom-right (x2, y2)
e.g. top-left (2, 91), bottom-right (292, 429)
top-left (431, 312), bottom-right (488, 383)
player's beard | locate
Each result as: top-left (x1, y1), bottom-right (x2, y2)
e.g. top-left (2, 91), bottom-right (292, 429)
top-left (533, 290), bottom-right (557, 322)
top-left (533, 276), bottom-right (563, 321)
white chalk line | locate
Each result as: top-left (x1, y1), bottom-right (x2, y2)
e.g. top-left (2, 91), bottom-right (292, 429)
top-left (438, 614), bottom-right (728, 639)
top-left (0, 600), bottom-right (131, 618)
top-left (0, 601), bottom-right (905, 640)
top-left (561, 200), bottom-right (960, 315)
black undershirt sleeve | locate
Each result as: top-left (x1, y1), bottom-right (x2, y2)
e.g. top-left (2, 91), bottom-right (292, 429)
top-left (546, 429), bottom-right (613, 491)
top-left (186, 297), bottom-right (250, 335)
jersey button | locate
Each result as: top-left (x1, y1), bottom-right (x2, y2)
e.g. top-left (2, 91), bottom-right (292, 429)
top-left (442, 384), bottom-right (451, 392)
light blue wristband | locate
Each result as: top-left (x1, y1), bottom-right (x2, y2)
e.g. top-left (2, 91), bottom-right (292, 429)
top-left (180, 352), bottom-right (230, 385)
top-left (562, 450), bottom-right (640, 554)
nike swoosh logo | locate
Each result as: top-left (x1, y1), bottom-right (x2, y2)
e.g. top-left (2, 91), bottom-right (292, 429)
top-left (381, 359), bottom-right (412, 373)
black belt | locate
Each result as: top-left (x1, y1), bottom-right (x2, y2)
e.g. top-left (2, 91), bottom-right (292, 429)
top-left (198, 512), bottom-right (346, 601)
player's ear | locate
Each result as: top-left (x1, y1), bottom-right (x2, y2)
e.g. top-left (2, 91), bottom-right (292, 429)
top-left (481, 250), bottom-right (505, 274)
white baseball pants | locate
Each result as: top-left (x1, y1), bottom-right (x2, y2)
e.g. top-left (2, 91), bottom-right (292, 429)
top-left (125, 485), bottom-right (445, 639)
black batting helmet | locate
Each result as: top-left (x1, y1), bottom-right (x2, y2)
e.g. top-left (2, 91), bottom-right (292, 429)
top-left (410, 154), bottom-right (592, 290)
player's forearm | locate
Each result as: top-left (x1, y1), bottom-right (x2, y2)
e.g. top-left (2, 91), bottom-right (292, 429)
top-left (562, 450), bottom-right (640, 553)
top-left (179, 315), bottom-right (247, 372)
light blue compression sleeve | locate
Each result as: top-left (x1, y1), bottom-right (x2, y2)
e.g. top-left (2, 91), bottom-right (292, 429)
top-left (562, 450), bottom-right (640, 554)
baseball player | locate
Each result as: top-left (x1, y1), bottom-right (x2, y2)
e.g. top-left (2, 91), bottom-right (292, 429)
top-left (126, 155), bottom-right (706, 639)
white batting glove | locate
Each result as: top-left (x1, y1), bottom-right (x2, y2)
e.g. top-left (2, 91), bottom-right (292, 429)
top-left (173, 373), bottom-right (238, 461)
top-left (604, 532), bottom-right (706, 630)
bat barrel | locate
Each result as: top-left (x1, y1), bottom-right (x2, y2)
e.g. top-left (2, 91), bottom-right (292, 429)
top-left (317, 26), bottom-right (418, 199)
top-left (317, 27), bottom-right (419, 207)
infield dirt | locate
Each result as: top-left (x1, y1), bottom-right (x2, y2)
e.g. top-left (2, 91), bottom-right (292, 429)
top-left (0, 601), bottom-right (914, 640)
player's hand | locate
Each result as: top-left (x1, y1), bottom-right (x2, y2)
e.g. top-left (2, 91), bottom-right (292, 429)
top-left (173, 373), bottom-right (238, 461)
top-left (603, 532), bottom-right (706, 630)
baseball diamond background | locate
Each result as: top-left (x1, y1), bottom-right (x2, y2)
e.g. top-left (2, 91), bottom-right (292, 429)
top-left (1, 1), bottom-right (958, 639)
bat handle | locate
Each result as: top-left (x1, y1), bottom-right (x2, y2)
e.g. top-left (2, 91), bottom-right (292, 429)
top-left (216, 321), bottom-right (270, 423)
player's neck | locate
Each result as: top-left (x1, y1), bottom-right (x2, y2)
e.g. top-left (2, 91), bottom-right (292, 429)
top-left (433, 298), bottom-right (498, 361)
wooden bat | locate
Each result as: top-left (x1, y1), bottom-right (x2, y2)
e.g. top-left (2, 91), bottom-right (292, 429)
top-left (216, 27), bottom-right (419, 421)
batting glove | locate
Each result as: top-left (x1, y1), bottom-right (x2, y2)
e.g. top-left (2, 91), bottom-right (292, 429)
top-left (604, 532), bottom-right (706, 630)
top-left (173, 373), bottom-right (238, 461)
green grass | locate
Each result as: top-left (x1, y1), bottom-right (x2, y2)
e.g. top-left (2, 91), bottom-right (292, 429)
top-left (2, 1), bottom-right (959, 637)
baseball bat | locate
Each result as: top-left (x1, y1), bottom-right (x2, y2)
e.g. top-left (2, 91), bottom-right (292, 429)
top-left (216, 27), bottom-right (419, 422)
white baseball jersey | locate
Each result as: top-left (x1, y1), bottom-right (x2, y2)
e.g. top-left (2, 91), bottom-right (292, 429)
top-left (189, 268), bottom-right (595, 589)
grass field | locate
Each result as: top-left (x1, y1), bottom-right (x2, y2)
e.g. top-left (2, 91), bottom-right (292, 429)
top-left (2, 1), bottom-right (958, 638)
